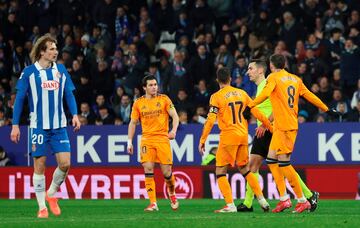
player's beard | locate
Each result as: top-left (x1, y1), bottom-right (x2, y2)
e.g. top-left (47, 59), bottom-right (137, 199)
top-left (150, 89), bottom-right (157, 96)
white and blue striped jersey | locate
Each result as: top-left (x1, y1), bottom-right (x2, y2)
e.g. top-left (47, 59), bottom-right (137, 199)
top-left (13, 62), bottom-right (76, 129)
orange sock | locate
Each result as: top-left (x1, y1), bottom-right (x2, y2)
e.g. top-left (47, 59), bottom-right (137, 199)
top-left (217, 175), bottom-right (233, 204)
top-left (267, 158), bottom-right (287, 197)
top-left (165, 173), bottom-right (176, 195)
top-left (278, 161), bottom-right (303, 199)
top-left (145, 174), bottom-right (156, 203)
top-left (244, 171), bottom-right (263, 198)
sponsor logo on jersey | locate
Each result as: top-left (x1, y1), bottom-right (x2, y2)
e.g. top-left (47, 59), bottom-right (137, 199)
top-left (41, 80), bottom-right (60, 90)
top-left (163, 171), bottom-right (194, 199)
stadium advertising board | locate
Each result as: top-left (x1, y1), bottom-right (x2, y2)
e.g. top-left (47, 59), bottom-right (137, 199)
top-left (305, 166), bottom-right (360, 199)
top-left (0, 122), bottom-right (359, 166)
top-left (0, 167), bottom-right (202, 199)
top-left (0, 166), bottom-right (359, 199)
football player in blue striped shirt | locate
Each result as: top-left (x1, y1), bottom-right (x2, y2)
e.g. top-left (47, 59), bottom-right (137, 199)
top-left (10, 34), bottom-right (81, 218)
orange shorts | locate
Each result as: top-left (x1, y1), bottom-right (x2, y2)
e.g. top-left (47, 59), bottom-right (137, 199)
top-left (140, 141), bottom-right (172, 164)
top-left (269, 129), bottom-right (298, 155)
top-left (216, 143), bottom-right (249, 167)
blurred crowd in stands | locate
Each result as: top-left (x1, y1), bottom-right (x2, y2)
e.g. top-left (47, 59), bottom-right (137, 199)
top-left (0, 0), bottom-right (359, 127)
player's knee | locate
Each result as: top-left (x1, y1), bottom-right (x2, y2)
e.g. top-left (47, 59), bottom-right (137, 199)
top-left (249, 163), bottom-right (258, 173)
top-left (143, 166), bottom-right (154, 173)
top-left (34, 160), bottom-right (46, 174)
top-left (58, 161), bottom-right (71, 172)
top-left (163, 171), bottom-right (172, 179)
top-left (34, 165), bottom-right (46, 174)
top-left (161, 165), bottom-right (172, 178)
top-left (278, 154), bottom-right (291, 161)
top-left (238, 166), bottom-right (250, 176)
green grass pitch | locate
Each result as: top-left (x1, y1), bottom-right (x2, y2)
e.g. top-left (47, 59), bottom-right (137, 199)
top-left (1, 199), bottom-right (359, 227)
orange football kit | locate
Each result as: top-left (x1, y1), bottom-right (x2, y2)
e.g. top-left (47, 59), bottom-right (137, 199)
top-left (248, 69), bottom-right (329, 212)
top-left (249, 69), bottom-right (329, 154)
top-left (131, 94), bottom-right (174, 164)
top-left (200, 85), bottom-right (272, 167)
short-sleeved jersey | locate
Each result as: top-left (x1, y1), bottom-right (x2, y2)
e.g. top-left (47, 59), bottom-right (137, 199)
top-left (207, 86), bottom-right (252, 145)
top-left (15, 62), bottom-right (75, 129)
top-left (130, 94), bottom-right (174, 142)
top-left (200, 85), bottom-right (272, 146)
top-left (250, 69), bottom-right (328, 131)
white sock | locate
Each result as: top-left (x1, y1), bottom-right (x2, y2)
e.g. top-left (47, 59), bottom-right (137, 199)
top-left (33, 173), bottom-right (46, 210)
top-left (47, 167), bottom-right (66, 197)
top-left (227, 202), bottom-right (235, 207)
top-left (280, 194), bottom-right (290, 201)
top-left (298, 196), bottom-right (307, 203)
top-left (258, 197), bottom-right (269, 207)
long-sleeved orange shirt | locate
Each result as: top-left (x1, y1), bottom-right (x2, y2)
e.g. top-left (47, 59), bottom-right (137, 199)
top-left (200, 85), bottom-right (272, 145)
top-left (249, 69), bottom-right (329, 131)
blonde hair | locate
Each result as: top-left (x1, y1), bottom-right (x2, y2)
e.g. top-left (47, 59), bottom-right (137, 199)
top-left (30, 34), bottom-right (57, 63)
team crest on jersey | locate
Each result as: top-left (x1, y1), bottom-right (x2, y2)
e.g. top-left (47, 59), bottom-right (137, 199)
top-left (41, 80), bottom-right (60, 90)
top-left (55, 71), bottom-right (62, 78)
top-left (141, 105), bottom-right (146, 110)
top-left (156, 102), bottom-right (161, 108)
top-left (31, 144), bottom-right (36, 152)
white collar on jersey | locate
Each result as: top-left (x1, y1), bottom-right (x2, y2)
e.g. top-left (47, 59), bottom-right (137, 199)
top-left (34, 61), bottom-right (57, 71)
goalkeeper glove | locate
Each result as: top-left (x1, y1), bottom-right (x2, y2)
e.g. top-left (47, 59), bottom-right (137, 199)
top-left (243, 106), bottom-right (251, 120)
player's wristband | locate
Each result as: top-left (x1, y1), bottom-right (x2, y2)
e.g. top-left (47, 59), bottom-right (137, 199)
top-left (127, 139), bottom-right (132, 147)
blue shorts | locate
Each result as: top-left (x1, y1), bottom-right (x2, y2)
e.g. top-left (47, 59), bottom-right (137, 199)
top-left (29, 128), bottom-right (71, 157)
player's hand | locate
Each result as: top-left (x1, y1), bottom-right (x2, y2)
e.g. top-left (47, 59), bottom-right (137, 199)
top-left (326, 108), bottom-right (340, 118)
top-left (72, 115), bottom-right (81, 132)
top-left (242, 106), bottom-right (251, 120)
top-left (255, 125), bottom-right (267, 138)
top-left (198, 143), bottom-right (205, 156)
top-left (127, 140), bottom-right (133, 155)
top-left (168, 130), bottom-right (176, 140)
top-left (10, 125), bottom-right (20, 143)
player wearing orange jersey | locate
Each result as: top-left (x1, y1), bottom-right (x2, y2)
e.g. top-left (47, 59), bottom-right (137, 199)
top-left (199, 67), bottom-right (272, 213)
top-left (246, 54), bottom-right (339, 213)
top-left (127, 74), bottom-right (179, 212)
top-left (238, 59), bottom-right (319, 213)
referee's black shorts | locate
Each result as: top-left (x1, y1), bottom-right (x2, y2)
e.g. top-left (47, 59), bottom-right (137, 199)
top-left (250, 130), bottom-right (272, 158)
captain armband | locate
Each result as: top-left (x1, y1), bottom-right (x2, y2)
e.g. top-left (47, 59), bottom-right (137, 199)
top-left (209, 106), bottom-right (219, 114)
